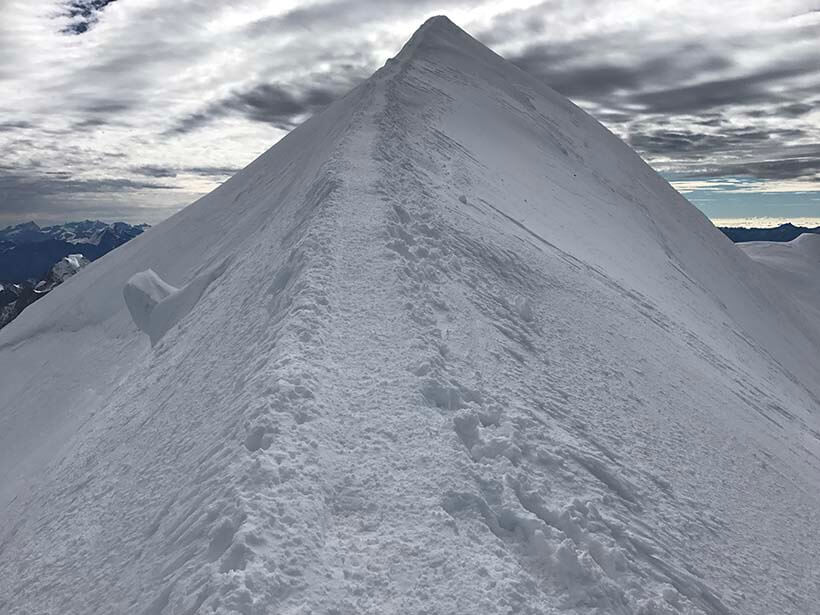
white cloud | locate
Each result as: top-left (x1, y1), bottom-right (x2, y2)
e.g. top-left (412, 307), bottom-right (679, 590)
top-left (0, 0), bottom-right (818, 224)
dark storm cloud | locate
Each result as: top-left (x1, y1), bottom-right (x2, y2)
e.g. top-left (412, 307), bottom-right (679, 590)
top-left (60, 0), bottom-right (118, 35)
top-left (165, 111), bottom-right (214, 137)
top-left (166, 83), bottom-right (344, 135)
top-left (64, 100), bottom-right (139, 131)
top-left (592, 110), bottom-right (635, 124)
top-left (779, 102), bottom-right (815, 116)
top-left (73, 118), bottom-right (109, 129)
top-left (694, 116), bottom-right (727, 127)
top-left (183, 166), bottom-right (242, 177)
top-left (631, 64), bottom-right (817, 114)
top-left (511, 46), bottom-right (664, 98)
top-left (132, 165), bottom-right (241, 179)
top-left (629, 127), bottom-right (807, 157)
top-left (0, 171), bottom-right (155, 225)
top-left (225, 84), bottom-right (336, 126)
top-left (483, 1), bottom-right (742, 104)
top-left (509, 40), bottom-right (732, 101)
top-left (0, 171), bottom-right (174, 200)
top-left (0, 167), bottom-right (201, 226)
top-left (745, 102), bottom-right (815, 118)
top-left (0, 169), bottom-right (174, 216)
top-left (630, 129), bottom-right (763, 157)
top-left (681, 149), bottom-right (820, 181)
top-left (0, 121), bottom-right (32, 132)
top-left (81, 100), bottom-right (134, 114)
top-left (133, 165), bottom-right (178, 179)
top-left (506, 39), bottom-right (817, 116)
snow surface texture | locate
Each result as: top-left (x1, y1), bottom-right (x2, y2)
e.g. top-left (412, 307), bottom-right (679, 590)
top-left (1, 16), bottom-right (819, 615)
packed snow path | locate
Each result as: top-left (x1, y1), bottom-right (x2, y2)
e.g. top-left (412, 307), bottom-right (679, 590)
top-left (1, 17), bottom-right (819, 615)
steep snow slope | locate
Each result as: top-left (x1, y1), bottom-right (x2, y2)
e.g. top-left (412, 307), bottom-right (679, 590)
top-left (1, 17), bottom-right (819, 615)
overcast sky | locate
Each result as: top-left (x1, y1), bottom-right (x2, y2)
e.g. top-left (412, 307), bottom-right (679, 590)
top-left (1, 0), bottom-right (818, 227)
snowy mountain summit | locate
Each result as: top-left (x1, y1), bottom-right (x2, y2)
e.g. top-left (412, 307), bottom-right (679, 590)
top-left (1, 16), bottom-right (818, 614)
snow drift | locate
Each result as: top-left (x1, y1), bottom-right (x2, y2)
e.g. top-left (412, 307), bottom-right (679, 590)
top-left (1, 16), bottom-right (818, 615)
top-left (740, 233), bottom-right (820, 323)
top-left (124, 258), bottom-right (230, 346)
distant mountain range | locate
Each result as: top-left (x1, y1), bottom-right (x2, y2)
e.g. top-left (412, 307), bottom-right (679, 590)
top-left (0, 220), bottom-right (149, 282)
top-left (0, 220), bottom-right (148, 329)
top-left (718, 223), bottom-right (820, 243)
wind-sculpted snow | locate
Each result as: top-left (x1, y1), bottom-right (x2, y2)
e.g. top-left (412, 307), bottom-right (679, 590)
top-left (123, 270), bottom-right (178, 334)
top-left (124, 258), bottom-right (231, 345)
top-left (1, 16), bottom-right (819, 615)
top-left (740, 234), bottom-right (820, 322)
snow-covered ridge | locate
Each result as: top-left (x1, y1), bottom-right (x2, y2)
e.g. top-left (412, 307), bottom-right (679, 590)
top-left (0, 16), bottom-right (818, 615)
top-left (0, 253), bottom-right (92, 330)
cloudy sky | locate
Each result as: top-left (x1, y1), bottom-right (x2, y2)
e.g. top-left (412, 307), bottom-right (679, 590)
top-left (1, 0), bottom-right (818, 228)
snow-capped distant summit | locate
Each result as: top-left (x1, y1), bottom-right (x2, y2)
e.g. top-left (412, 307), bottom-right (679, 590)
top-left (34, 253), bottom-right (90, 293)
top-left (0, 221), bottom-right (44, 244)
top-left (0, 253), bottom-right (92, 330)
top-left (0, 220), bottom-right (147, 330)
top-left (1, 17), bottom-right (819, 615)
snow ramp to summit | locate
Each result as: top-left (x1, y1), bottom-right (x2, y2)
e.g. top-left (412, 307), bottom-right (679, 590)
top-left (1, 15), bottom-right (819, 615)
